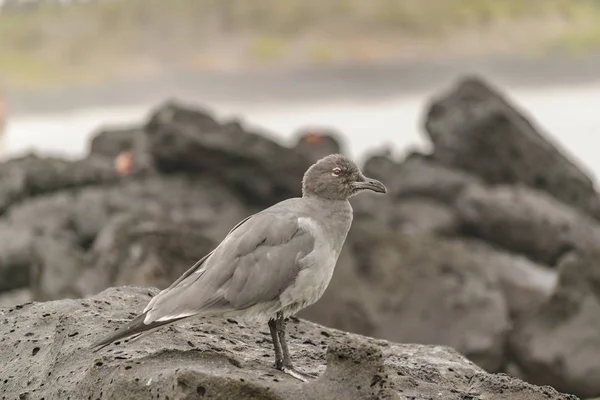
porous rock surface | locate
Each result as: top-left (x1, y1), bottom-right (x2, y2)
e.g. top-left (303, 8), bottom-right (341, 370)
top-left (0, 286), bottom-right (575, 400)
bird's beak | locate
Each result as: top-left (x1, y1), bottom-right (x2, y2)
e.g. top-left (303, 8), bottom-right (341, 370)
top-left (353, 177), bottom-right (387, 194)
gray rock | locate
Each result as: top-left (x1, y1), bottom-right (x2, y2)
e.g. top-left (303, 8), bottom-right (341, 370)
top-left (0, 286), bottom-right (575, 400)
top-left (353, 196), bottom-right (459, 235)
top-left (510, 248), bottom-right (600, 398)
top-left (456, 184), bottom-right (600, 265)
top-left (75, 212), bottom-right (216, 297)
top-left (292, 128), bottom-right (344, 163)
top-left (354, 154), bottom-right (475, 235)
top-left (424, 76), bottom-right (600, 217)
top-left (0, 153), bottom-right (120, 214)
top-left (88, 126), bottom-right (141, 159)
top-left (300, 220), bottom-right (510, 373)
top-left (88, 126), bottom-right (154, 174)
top-left (30, 236), bottom-right (86, 301)
top-left (0, 175), bottom-right (249, 298)
top-left (0, 226), bottom-right (33, 292)
top-left (461, 239), bottom-right (557, 321)
top-left (0, 288), bottom-right (31, 308)
top-left (145, 101), bottom-right (310, 206)
top-left (362, 153), bottom-right (481, 204)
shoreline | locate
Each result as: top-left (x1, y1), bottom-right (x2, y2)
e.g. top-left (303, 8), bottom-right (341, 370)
top-left (4, 53), bottom-right (600, 117)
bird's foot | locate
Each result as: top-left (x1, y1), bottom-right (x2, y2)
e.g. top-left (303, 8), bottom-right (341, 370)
top-left (280, 366), bottom-right (317, 382)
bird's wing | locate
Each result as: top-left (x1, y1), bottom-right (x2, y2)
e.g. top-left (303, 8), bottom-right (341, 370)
top-left (142, 209), bottom-right (316, 324)
top-left (143, 214), bottom-right (254, 312)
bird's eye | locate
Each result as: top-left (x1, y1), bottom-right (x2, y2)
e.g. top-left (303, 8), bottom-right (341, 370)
top-left (332, 167), bottom-right (342, 176)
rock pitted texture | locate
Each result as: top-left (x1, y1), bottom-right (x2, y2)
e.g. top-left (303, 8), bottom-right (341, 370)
top-left (0, 286), bottom-right (575, 400)
top-left (424, 76), bottom-right (600, 218)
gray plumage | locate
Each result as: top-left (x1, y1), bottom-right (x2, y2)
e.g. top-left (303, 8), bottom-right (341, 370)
top-left (90, 154), bottom-right (386, 379)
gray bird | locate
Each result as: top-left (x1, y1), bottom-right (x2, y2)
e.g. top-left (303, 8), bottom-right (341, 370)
top-left (90, 154), bottom-right (386, 381)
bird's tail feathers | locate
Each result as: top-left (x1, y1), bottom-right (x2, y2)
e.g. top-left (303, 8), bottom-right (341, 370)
top-left (89, 312), bottom-right (185, 352)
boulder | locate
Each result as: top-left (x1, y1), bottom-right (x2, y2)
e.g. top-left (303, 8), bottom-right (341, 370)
top-left (362, 153), bottom-right (481, 204)
top-left (424, 76), bottom-right (600, 217)
top-left (510, 248), bottom-right (600, 398)
top-left (75, 212), bottom-right (217, 297)
top-left (0, 175), bottom-right (250, 302)
top-left (0, 225), bottom-right (33, 293)
top-left (88, 126), bottom-right (154, 175)
top-left (0, 286), bottom-right (575, 400)
top-left (145, 101), bottom-right (310, 206)
top-left (0, 288), bottom-right (30, 308)
top-left (353, 153), bottom-right (476, 235)
top-left (0, 153), bottom-right (120, 214)
top-left (89, 126), bottom-right (142, 159)
top-left (299, 220), bottom-right (510, 373)
top-left (292, 128), bottom-right (343, 163)
top-left (29, 236), bottom-right (86, 301)
top-left (456, 184), bottom-right (600, 265)
top-left (353, 196), bottom-right (459, 235)
top-left (459, 239), bottom-right (557, 321)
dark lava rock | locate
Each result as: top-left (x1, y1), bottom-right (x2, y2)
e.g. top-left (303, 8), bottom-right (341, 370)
top-left (353, 154), bottom-right (477, 234)
top-left (29, 236), bottom-right (86, 301)
top-left (88, 125), bottom-right (154, 174)
top-left (510, 248), bottom-right (600, 398)
top-left (0, 175), bottom-right (249, 301)
top-left (292, 128), bottom-right (344, 163)
top-left (386, 197), bottom-right (458, 235)
top-left (424, 76), bottom-right (600, 217)
top-left (0, 153), bottom-right (120, 214)
top-left (89, 126), bottom-right (141, 159)
top-left (0, 288), bottom-right (30, 307)
top-left (353, 196), bottom-right (460, 235)
top-left (0, 225), bottom-right (33, 292)
top-left (75, 212), bottom-right (216, 297)
top-left (300, 220), bottom-right (510, 373)
top-left (145, 101), bottom-right (310, 206)
top-left (459, 239), bottom-right (557, 322)
top-left (0, 286), bottom-right (575, 400)
top-left (362, 153), bottom-right (481, 204)
top-left (456, 184), bottom-right (600, 266)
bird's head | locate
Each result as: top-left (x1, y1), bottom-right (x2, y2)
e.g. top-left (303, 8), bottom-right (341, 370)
top-left (302, 154), bottom-right (387, 200)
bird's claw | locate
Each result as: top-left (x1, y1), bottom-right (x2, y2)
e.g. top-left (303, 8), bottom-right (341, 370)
top-left (281, 366), bottom-right (317, 382)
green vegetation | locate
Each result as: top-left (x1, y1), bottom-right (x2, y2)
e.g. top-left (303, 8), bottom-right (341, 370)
top-left (249, 36), bottom-right (286, 62)
top-left (1, 0), bottom-right (600, 88)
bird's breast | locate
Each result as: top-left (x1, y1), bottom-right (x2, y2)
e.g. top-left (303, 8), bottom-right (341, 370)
top-left (279, 216), bottom-right (342, 313)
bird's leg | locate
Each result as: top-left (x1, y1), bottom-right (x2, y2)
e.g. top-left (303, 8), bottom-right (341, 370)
top-left (274, 311), bottom-right (317, 382)
top-left (268, 317), bottom-right (284, 369)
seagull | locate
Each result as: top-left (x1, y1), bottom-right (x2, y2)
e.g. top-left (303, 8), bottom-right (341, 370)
top-left (90, 154), bottom-right (386, 381)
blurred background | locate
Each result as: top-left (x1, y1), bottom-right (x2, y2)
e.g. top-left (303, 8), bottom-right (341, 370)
top-left (0, 0), bottom-right (599, 169)
top-left (2, 1), bottom-right (600, 399)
